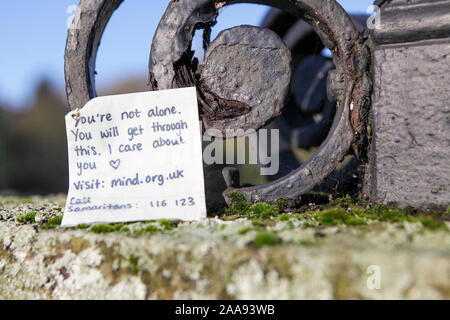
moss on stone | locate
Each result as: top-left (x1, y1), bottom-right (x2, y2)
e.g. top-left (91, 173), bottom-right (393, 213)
top-left (224, 192), bottom-right (280, 219)
top-left (20, 197), bottom-right (32, 204)
top-left (253, 231), bottom-right (280, 247)
top-left (90, 223), bottom-right (129, 234)
top-left (369, 205), bottom-right (407, 222)
top-left (246, 203), bottom-right (279, 219)
top-left (224, 192), bottom-right (251, 216)
top-left (3, 197), bottom-right (17, 204)
top-left (158, 219), bottom-right (175, 231)
top-left (0, 194), bottom-right (449, 299)
top-left (43, 216), bottom-right (62, 229)
top-left (276, 199), bottom-right (288, 211)
top-left (344, 215), bottom-right (367, 226)
top-left (350, 209), bottom-right (379, 221)
top-left (90, 224), bottom-right (114, 233)
top-left (128, 255), bottom-right (139, 276)
top-left (220, 216), bottom-right (238, 221)
top-left (418, 217), bottom-right (442, 231)
top-left (364, 205), bottom-right (448, 231)
top-left (17, 212), bottom-right (36, 224)
top-left (48, 216), bottom-right (62, 226)
top-left (279, 214), bottom-right (291, 221)
top-left (314, 209), bottom-right (366, 226)
top-left (314, 209), bottom-right (343, 226)
top-left (251, 220), bottom-right (262, 226)
top-left (331, 195), bottom-right (353, 208)
top-left (134, 224), bottom-right (160, 236)
top-left (239, 227), bottom-right (255, 235)
top-left (298, 239), bottom-right (323, 247)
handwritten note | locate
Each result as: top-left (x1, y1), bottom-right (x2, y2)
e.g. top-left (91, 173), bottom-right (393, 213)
top-left (61, 87), bottom-right (206, 227)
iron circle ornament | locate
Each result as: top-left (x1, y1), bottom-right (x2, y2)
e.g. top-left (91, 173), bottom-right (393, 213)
top-left (64, 0), bottom-right (371, 204)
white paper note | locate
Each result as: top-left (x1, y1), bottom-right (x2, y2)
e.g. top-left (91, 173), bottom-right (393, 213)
top-left (61, 87), bottom-right (206, 227)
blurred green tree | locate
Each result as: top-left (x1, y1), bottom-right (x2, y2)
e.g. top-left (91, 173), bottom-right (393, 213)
top-left (2, 80), bottom-right (68, 194)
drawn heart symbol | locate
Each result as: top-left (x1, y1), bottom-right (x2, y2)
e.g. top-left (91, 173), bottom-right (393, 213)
top-left (109, 159), bottom-right (121, 170)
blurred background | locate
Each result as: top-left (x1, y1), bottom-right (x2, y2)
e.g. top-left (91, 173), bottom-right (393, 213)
top-left (0, 0), bottom-right (372, 195)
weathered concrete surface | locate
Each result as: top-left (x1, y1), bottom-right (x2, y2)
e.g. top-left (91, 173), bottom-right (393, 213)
top-left (368, 39), bottom-right (450, 209)
top-left (0, 195), bottom-right (449, 300)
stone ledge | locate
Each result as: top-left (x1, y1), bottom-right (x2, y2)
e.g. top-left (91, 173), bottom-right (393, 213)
top-left (1, 217), bottom-right (449, 299)
top-left (1, 195), bottom-right (449, 299)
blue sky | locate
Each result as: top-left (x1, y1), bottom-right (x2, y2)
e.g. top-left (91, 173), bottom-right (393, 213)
top-left (0, 0), bottom-right (372, 109)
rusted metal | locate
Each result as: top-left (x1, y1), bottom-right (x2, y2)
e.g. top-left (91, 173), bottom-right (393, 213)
top-left (262, 10), bottom-right (369, 154)
top-left (199, 25), bottom-right (292, 136)
top-left (147, 0), bottom-right (372, 204)
top-left (64, 0), bottom-right (124, 110)
top-left (150, 6), bottom-right (292, 137)
top-left (64, 0), bottom-right (372, 205)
